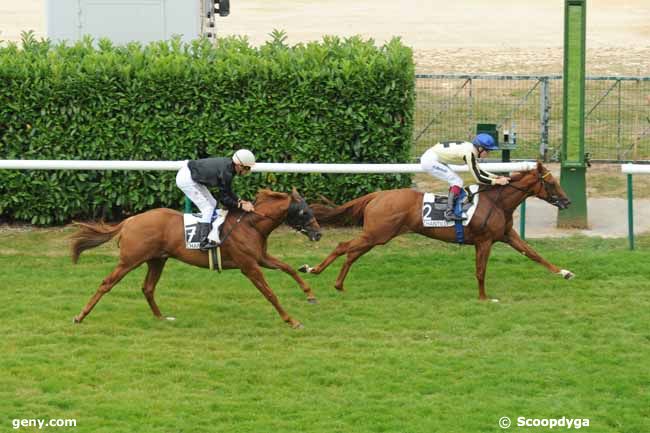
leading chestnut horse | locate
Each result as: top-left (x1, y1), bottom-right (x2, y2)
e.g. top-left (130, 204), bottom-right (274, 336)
top-left (70, 189), bottom-right (321, 328)
top-left (300, 162), bottom-right (574, 300)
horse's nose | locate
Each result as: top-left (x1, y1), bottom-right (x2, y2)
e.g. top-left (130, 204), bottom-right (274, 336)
top-left (314, 232), bottom-right (322, 241)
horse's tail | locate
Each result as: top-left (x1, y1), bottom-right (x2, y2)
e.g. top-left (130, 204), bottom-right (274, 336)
top-left (311, 192), bottom-right (380, 226)
top-left (69, 221), bottom-right (125, 264)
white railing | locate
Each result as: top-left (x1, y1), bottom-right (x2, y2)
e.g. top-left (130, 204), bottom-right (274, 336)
top-left (0, 160), bottom-right (537, 173)
top-left (621, 163), bottom-right (650, 174)
top-left (621, 163), bottom-right (650, 249)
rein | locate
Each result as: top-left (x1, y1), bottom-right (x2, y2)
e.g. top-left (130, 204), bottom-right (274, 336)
top-left (218, 208), bottom-right (285, 246)
top-left (218, 211), bottom-right (250, 245)
top-left (253, 200), bottom-right (318, 234)
top-left (252, 210), bottom-right (282, 224)
top-left (475, 171), bottom-right (551, 230)
top-left (220, 197), bottom-right (317, 244)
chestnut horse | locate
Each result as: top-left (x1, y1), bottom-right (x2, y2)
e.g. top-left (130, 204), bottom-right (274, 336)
top-left (300, 162), bottom-right (574, 300)
top-left (70, 189), bottom-right (321, 328)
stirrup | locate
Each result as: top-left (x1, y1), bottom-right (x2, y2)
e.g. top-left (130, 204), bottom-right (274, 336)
top-left (199, 239), bottom-right (218, 251)
top-left (444, 210), bottom-right (464, 221)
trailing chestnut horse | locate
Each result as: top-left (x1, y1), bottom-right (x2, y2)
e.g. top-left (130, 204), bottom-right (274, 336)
top-left (300, 162), bottom-right (574, 300)
top-left (70, 189), bottom-right (321, 328)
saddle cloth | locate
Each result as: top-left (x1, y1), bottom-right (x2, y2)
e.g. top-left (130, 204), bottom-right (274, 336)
top-left (422, 185), bottom-right (480, 228)
top-left (183, 210), bottom-right (228, 249)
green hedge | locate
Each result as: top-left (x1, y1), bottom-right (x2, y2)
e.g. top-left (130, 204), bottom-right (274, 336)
top-left (0, 32), bottom-right (415, 225)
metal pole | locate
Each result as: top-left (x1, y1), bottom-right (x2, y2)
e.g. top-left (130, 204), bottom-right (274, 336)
top-left (627, 174), bottom-right (634, 250)
top-left (559, 0), bottom-right (588, 228)
top-left (617, 80), bottom-right (622, 160)
top-left (520, 200), bottom-right (526, 240)
top-left (468, 78), bottom-right (474, 139)
top-left (540, 78), bottom-right (550, 161)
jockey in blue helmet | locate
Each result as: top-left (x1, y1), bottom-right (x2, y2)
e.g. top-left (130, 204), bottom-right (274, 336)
top-left (420, 134), bottom-right (510, 221)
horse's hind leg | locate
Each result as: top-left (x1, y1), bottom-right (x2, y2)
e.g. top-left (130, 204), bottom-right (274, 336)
top-left (334, 234), bottom-right (378, 291)
top-left (142, 258), bottom-right (168, 319)
top-left (261, 254), bottom-right (318, 304)
top-left (74, 260), bottom-right (139, 323)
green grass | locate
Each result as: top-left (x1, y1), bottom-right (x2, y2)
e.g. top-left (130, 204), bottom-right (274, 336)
top-left (1, 227), bottom-right (649, 433)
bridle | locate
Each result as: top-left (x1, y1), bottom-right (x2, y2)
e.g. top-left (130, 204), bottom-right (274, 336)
top-left (217, 197), bottom-right (318, 244)
top-left (284, 200), bottom-right (319, 235)
top-left (475, 170), bottom-right (556, 230)
top-left (252, 199), bottom-right (317, 235)
top-left (503, 171), bottom-right (555, 201)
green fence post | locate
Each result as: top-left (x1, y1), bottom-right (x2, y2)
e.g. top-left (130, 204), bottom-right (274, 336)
top-left (520, 200), bottom-right (526, 240)
top-left (558, 0), bottom-right (588, 228)
top-left (627, 174), bottom-right (634, 250)
top-left (184, 197), bottom-right (192, 214)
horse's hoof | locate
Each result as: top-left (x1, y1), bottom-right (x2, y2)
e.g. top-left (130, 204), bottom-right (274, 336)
top-left (491, 298), bottom-right (500, 303)
top-left (307, 298), bottom-right (318, 304)
top-left (290, 321), bottom-right (304, 329)
top-left (298, 264), bottom-right (312, 273)
top-left (165, 316), bottom-right (176, 321)
top-left (334, 285), bottom-right (345, 292)
top-left (560, 269), bottom-right (575, 280)
top-left (72, 316), bottom-right (81, 324)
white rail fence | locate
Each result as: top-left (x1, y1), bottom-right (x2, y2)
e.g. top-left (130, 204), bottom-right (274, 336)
top-left (0, 160), bottom-right (537, 173)
top-left (0, 159), bottom-right (537, 231)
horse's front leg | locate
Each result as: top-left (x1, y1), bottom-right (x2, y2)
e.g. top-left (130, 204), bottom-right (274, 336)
top-left (261, 254), bottom-right (318, 304)
top-left (240, 262), bottom-right (303, 329)
top-left (504, 228), bottom-right (574, 279)
top-left (474, 239), bottom-right (495, 301)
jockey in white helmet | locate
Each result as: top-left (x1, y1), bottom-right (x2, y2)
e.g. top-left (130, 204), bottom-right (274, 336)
top-left (176, 149), bottom-right (256, 250)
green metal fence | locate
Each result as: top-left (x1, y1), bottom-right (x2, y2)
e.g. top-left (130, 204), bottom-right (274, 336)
top-left (414, 74), bottom-right (650, 162)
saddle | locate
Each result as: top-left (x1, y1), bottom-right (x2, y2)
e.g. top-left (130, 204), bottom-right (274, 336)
top-left (422, 185), bottom-right (480, 228)
top-left (182, 210), bottom-right (228, 250)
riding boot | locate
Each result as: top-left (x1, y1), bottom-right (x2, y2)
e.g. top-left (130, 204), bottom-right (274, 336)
top-left (197, 222), bottom-right (217, 251)
top-left (444, 191), bottom-right (463, 221)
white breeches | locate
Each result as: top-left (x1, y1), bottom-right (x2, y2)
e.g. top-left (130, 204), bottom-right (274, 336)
top-left (176, 161), bottom-right (216, 223)
top-left (420, 148), bottom-right (464, 187)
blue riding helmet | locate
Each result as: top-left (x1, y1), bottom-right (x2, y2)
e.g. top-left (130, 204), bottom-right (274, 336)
top-left (472, 133), bottom-right (498, 151)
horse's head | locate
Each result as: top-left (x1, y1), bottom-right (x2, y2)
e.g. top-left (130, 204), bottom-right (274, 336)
top-left (516, 162), bottom-right (571, 209)
top-left (253, 189), bottom-right (322, 241)
top-left (287, 188), bottom-right (322, 241)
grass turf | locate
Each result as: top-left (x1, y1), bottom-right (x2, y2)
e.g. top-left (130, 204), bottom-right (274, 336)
top-left (1, 227), bottom-right (649, 432)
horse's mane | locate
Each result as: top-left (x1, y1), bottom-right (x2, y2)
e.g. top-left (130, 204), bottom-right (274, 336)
top-left (255, 189), bottom-right (289, 204)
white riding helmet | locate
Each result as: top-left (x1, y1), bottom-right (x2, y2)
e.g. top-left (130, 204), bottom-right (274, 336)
top-left (232, 149), bottom-right (256, 167)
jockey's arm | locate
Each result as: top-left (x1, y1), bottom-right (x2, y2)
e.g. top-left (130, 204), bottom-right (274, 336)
top-left (216, 178), bottom-right (240, 210)
top-left (466, 152), bottom-right (497, 185)
top-left (478, 166), bottom-right (500, 180)
top-left (217, 178), bottom-right (254, 212)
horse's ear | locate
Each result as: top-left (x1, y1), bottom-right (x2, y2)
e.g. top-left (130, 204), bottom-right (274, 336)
top-left (290, 186), bottom-right (301, 200)
top-left (536, 160), bottom-right (544, 173)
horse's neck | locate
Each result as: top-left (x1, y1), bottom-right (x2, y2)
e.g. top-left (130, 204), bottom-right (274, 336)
top-left (485, 179), bottom-right (533, 213)
top-left (252, 200), bottom-right (289, 235)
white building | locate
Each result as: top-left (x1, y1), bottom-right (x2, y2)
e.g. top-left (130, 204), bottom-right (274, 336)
top-left (45, 0), bottom-right (229, 44)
